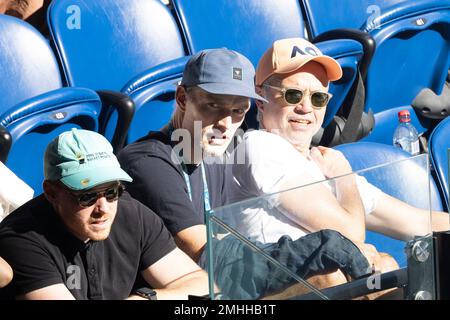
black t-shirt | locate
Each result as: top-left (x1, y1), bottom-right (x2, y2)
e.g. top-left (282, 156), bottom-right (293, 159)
top-left (0, 192), bottom-right (176, 300)
top-left (117, 131), bottom-right (226, 235)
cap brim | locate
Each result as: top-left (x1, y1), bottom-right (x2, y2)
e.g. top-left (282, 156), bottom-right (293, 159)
top-left (277, 55), bottom-right (343, 81)
top-left (197, 82), bottom-right (268, 103)
top-left (60, 166), bottom-right (133, 191)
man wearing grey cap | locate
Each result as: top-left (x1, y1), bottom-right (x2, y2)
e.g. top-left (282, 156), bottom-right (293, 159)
top-left (118, 48), bottom-right (266, 262)
top-left (0, 129), bottom-right (209, 300)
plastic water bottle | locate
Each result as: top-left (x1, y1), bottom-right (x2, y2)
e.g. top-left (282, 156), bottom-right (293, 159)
top-left (393, 110), bottom-right (420, 155)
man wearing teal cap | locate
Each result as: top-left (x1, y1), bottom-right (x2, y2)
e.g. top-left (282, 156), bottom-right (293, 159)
top-left (0, 128), bottom-right (209, 300)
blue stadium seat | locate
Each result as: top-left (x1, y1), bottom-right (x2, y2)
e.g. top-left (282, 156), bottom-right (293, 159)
top-left (48, 0), bottom-right (186, 91)
top-left (429, 116), bottom-right (450, 206)
top-left (301, 0), bottom-right (450, 143)
top-left (0, 88), bottom-right (105, 194)
top-left (361, 105), bottom-right (428, 146)
top-left (172, 0), bottom-right (364, 132)
top-left (47, 0), bottom-right (187, 143)
top-left (301, 0), bottom-right (411, 34)
top-left (121, 56), bottom-right (190, 144)
top-left (0, 14), bottom-right (134, 192)
top-left (335, 142), bottom-right (444, 267)
top-left (0, 14), bottom-right (62, 115)
top-left (172, 0), bottom-right (306, 66)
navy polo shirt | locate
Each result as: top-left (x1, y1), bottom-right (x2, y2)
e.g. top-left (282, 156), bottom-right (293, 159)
top-left (118, 131), bottom-right (226, 236)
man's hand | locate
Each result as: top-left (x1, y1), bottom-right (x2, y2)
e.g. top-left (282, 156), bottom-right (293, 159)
top-left (353, 242), bottom-right (399, 275)
top-left (309, 146), bottom-right (352, 178)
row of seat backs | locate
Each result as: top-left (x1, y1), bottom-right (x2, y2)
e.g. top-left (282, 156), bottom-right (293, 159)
top-left (301, 0), bottom-right (450, 145)
top-left (56, 0), bottom-right (449, 145)
top-left (46, 0), bottom-right (363, 142)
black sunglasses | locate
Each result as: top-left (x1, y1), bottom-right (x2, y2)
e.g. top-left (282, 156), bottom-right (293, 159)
top-left (67, 183), bottom-right (125, 208)
top-left (263, 84), bottom-right (332, 109)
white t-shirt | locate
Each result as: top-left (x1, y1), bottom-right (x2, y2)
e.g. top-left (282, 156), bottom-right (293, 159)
top-left (222, 130), bottom-right (382, 244)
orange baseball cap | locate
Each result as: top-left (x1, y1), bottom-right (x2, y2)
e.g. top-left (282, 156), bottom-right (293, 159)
top-left (255, 38), bottom-right (343, 86)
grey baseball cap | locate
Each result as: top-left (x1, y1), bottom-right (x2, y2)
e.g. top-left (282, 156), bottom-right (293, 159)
top-left (180, 48), bottom-right (267, 102)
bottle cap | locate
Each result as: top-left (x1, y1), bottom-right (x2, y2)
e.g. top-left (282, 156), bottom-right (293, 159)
top-left (398, 110), bottom-right (411, 122)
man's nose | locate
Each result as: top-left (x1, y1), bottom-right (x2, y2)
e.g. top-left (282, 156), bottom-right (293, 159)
top-left (216, 114), bottom-right (233, 131)
top-left (295, 96), bottom-right (314, 113)
top-left (93, 196), bottom-right (109, 214)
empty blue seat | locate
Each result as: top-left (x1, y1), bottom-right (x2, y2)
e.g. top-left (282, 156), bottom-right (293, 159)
top-left (0, 14), bottom-right (134, 192)
top-left (121, 56), bottom-right (190, 144)
top-left (301, 0), bottom-right (411, 34)
top-left (0, 88), bottom-right (105, 194)
top-left (47, 0), bottom-right (186, 143)
top-left (0, 14), bottom-right (62, 115)
top-left (172, 0), bottom-right (306, 66)
top-left (301, 0), bottom-right (450, 143)
top-left (47, 0), bottom-right (186, 91)
top-left (429, 116), bottom-right (450, 206)
top-left (335, 142), bottom-right (444, 267)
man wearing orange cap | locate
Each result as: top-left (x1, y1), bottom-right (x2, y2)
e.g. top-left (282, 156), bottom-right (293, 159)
top-left (224, 38), bottom-right (449, 261)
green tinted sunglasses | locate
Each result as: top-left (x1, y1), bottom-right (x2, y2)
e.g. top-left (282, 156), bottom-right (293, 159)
top-left (263, 84), bottom-right (332, 109)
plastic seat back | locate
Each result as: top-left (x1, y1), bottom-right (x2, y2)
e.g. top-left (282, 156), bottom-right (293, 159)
top-left (48, 0), bottom-right (186, 91)
top-left (122, 56), bottom-right (190, 144)
top-left (0, 88), bottom-right (103, 194)
top-left (0, 14), bottom-right (62, 114)
top-left (172, 0), bottom-right (306, 66)
top-left (301, 0), bottom-right (410, 34)
top-left (335, 142), bottom-right (444, 267)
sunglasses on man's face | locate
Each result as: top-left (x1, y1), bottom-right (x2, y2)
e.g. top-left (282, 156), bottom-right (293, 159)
top-left (68, 184), bottom-right (125, 208)
top-left (263, 84), bottom-right (332, 109)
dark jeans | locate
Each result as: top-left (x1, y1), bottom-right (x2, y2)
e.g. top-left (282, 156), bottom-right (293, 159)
top-left (201, 229), bottom-right (370, 299)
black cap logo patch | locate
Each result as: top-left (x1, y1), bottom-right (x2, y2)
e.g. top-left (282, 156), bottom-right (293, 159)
top-left (233, 67), bottom-right (243, 80)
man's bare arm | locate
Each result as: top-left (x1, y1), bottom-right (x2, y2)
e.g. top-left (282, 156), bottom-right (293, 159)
top-left (141, 247), bottom-right (209, 300)
top-left (367, 193), bottom-right (450, 241)
top-left (278, 147), bottom-right (365, 242)
top-left (174, 224), bottom-right (207, 263)
top-left (18, 283), bottom-right (76, 300)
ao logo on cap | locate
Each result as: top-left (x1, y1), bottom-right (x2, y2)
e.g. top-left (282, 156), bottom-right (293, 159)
top-left (291, 45), bottom-right (319, 58)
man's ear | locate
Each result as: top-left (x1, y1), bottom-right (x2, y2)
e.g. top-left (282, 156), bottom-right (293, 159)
top-left (175, 86), bottom-right (188, 112)
top-left (43, 180), bottom-right (58, 204)
top-left (255, 86), bottom-right (265, 112)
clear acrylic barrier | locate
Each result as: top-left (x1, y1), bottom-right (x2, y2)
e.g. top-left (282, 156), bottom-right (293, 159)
top-left (206, 154), bottom-right (438, 300)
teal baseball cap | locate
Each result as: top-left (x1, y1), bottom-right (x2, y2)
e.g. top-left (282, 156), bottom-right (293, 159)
top-left (44, 128), bottom-right (132, 190)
